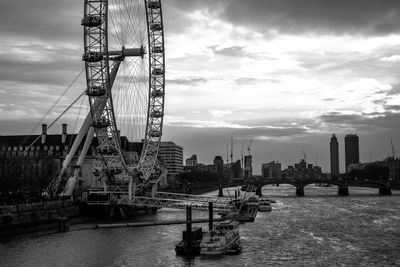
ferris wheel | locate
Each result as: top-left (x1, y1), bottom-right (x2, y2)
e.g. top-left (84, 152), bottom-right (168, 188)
top-left (81, 0), bottom-right (165, 186)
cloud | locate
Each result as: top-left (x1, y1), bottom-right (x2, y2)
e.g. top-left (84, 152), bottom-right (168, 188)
top-left (381, 55), bottom-right (400, 62)
top-left (0, 104), bottom-right (40, 120)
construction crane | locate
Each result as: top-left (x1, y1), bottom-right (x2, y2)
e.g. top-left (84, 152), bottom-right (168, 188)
top-left (241, 142), bottom-right (244, 175)
top-left (226, 144), bottom-right (229, 163)
top-left (390, 139), bottom-right (397, 158)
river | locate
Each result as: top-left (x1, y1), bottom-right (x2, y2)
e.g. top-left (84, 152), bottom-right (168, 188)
top-left (1, 185), bottom-right (400, 266)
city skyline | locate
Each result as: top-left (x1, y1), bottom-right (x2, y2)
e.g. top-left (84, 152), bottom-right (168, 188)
top-left (0, 0), bottom-right (400, 174)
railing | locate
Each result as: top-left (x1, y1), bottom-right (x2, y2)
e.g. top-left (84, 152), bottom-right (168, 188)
top-left (117, 195), bottom-right (233, 212)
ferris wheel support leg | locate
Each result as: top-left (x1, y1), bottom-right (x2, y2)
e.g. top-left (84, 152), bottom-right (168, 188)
top-left (128, 179), bottom-right (136, 201)
top-left (63, 126), bottom-right (96, 196)
top-left (57, 112), bottom-right (92, 181)
top-left (151, 183), bottom-right (158, 198)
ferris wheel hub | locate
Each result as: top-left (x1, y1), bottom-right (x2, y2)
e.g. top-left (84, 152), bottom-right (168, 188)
top-left (109, 46), bottom-right (146, 58)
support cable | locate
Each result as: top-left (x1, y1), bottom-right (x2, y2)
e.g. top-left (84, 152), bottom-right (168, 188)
top-left (24, 91), bottom-right (86, 152)
top-left (19, 68), bottom-right (85, 147)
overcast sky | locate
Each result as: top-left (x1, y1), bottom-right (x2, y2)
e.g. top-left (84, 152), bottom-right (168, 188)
top-left (0, 0), bottom-right (400, 174)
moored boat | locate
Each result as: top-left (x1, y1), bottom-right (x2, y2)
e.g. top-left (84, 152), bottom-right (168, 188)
top-left (225, 240), bottom-right (242, 255)
top-left (259, 197), bottom-right (272, 212)
top-left (175, 226), bottom-right (203, 256)
top-left (200, 220), bottom-right (240, 255)
top-left (220, 196), bottom-right (259, 222)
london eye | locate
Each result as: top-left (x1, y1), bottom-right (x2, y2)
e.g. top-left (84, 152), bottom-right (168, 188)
top-left (80, 0), bottom-right (165, 193)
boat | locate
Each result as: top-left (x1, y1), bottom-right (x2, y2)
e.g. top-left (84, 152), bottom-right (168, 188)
top-left (200, 220), bottom-right (240, 255)
top-left (225, 240), bottom-right (242, 255)
top-left (175, 226), bottom-right (203, 256)
top-left (258, 197), bottom-right (272, 211)
top-left (220, 197), bottom-right (259, 222)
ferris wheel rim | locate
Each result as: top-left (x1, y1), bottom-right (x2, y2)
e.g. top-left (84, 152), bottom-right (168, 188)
top-left (82, 0), bottom-right (165, 184)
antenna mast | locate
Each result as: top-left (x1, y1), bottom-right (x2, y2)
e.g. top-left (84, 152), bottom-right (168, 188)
top-left (230, 136), bottom-right (233, 164)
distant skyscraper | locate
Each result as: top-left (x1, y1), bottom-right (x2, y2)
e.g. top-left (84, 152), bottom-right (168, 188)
top-left (244, 155), bottom-right (252, 178)
top-left (158, 141), bottom-right (183, 179)
top-left (330, 134), bottom-right (339, 177)
top-left (185, 155), bottom-right (197, 167)
top-left (345, 134), bottom-right (359, 172)
top-left (213, 156), bottom-right (224, 175)
top-left (261, 161), bottom-right (281, 179)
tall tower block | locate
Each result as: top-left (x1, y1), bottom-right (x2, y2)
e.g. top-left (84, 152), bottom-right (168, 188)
top-left (330, 134), bottom-right (339, 177)
top-left (345, 134), bottom-right (359, 172)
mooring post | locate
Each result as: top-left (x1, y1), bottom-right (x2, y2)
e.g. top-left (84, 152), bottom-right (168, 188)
top-left (296, 187), bottom-right (305, 197)
top-left (57, 217), bottom-right (69, 232)
top-left (208, 202), bottom-right (213, 231)
top-left (256, 183), bottom-right (262, 196)
top-left (379, 187), bottom-right (392, 195)
top-left (186, 205), bottom-right (192, 254)
top-left (338, 187), bottom-right (349, 196)
top-left (218, 185), bottom-right (223, 197)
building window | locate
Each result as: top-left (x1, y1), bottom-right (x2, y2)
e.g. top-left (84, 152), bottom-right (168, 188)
top-left (13, 146), bottom-right (17, 151)
top-left (55, 145), bottom-right (60, 151)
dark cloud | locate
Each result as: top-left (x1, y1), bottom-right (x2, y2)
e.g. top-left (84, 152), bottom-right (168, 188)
top-left (220, 0), bottom-right (400, 35)
top-left (384, 105), bottom-right (400, 111)
top-left (234, 77), bottom-right (279, 85)
top-left (320, 112), bottom-right (363, 125)
top-left (0, 0), bottom-right (81, 42)
top-left (169, 0), bottom-right (400, 36)
top-left (166, 77), bottom-right (206, 85)
top-left (0, 53), bottom-right (81, 86)
top-left (210, 45), bottom-right (247, 57)
top-left (319, 110), bottom-right (400, 133)
top-left (322, 98), bottom-right (336, 102)
top-left (386, 85), bottom-right (400, 96)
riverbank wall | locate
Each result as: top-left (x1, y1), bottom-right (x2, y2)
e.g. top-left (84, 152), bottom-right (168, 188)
top-left (0, 200), bottom-right (81, 237)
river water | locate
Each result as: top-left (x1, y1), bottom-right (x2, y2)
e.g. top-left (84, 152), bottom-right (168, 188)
top-left (1, 185), bottom-right (400, 266)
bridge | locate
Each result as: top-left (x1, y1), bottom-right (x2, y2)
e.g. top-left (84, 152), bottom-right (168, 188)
top-left (242, 177), bottom-right (393, 196)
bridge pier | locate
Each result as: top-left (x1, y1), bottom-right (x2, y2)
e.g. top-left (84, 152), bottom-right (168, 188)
top-left (256, 185), bottom-right (262, 196)
top-left (296, 187), bottom-right (304, 197)
top-left (379, 187), bottom-right (392, 195)
top-left (338, 187), bottom-right (349, 196)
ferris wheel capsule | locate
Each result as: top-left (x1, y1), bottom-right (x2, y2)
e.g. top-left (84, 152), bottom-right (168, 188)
top-left (81, 15), bottom-right (102, 27)
top-left (148, 1), bottom-right (161, 9)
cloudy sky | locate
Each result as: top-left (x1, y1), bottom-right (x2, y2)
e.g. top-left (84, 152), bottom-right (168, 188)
top-left (1, 0), bottom-right (400, 174)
